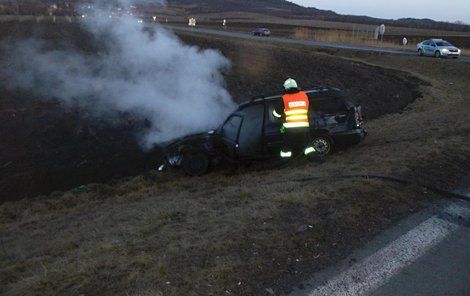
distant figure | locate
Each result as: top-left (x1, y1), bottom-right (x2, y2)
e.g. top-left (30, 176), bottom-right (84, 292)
top-left (273, 78), bottom-right (316, 159)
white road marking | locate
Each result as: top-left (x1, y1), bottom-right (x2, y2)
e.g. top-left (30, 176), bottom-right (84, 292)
top-left (308, 216), bottom-right (459, 296)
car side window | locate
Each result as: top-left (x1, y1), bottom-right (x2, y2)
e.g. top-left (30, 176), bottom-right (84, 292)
top-left (221, 115), bottom-right (242, 142)
top-left (267, 98), bottom-right (282, 123)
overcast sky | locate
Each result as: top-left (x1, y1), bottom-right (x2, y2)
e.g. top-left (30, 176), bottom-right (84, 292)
top-left (289, 0), bottom-right (470, 23)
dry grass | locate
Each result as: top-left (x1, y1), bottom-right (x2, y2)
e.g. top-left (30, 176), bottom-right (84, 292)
top-left (290, 27), bottom-right (413, 49)
top-left (460, 48), bottom-right (470, 55)
top-left (290, 27), bottom-right (470, 54)
top-left (186, 23), bottom-right (470, 55)
top-left (1, 40), bottom-right (470, 295)
top-left (0, 173), bottom-right (434, 295)
top-left (189, 12), bottom-right (470, 38)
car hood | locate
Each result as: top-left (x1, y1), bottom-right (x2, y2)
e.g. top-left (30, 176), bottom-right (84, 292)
top-left (164, 132), bottom-right (211, 148)
top-left (437, 46), bottom-right (460, 51)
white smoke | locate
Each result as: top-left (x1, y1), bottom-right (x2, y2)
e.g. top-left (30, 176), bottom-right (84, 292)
top-left (4, 0), bottom-right (236, 148)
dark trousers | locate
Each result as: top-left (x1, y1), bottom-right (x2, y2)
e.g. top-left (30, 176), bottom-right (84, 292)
top-left (281, 128), bottom-right (311, 156)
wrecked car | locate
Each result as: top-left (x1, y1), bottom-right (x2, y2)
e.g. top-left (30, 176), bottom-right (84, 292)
top-left (158, 87), bottom-right (366, 176)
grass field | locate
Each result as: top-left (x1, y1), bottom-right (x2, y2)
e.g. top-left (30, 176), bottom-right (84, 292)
top-left (189, 21), bottom-right (470, 54)
top-left (1, 31), bottom-right (469, 295)
top-left (172, 12), bottom-right (470, 37)
top-left (2, 12), bottom-right (470, 53)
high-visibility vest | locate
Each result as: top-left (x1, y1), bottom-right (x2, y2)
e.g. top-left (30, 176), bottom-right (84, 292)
top-left (282, 91), bottom-right (310, 128)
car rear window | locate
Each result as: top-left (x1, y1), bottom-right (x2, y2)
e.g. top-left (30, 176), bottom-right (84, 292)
top-left (309, 93), bottom-right (348, 114)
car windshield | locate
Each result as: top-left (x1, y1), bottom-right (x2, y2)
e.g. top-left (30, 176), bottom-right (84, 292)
top-left (435, 41), bottom-right (452, 46)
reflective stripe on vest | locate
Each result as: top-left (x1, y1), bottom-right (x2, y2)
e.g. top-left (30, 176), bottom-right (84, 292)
top-left (283, 122), bottom-right (310, 128)
top-left (286, 115), bottom-right (308, 121)
top-left (282, 91), bottom-right (310, 129)
top-left (285, 109), bottom-right (308, 116)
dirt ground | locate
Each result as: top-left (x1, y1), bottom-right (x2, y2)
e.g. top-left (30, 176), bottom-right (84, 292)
top-left (0, 24), bottom-right (469, 295)
top-left (0, 23), bottom-right (420, 201)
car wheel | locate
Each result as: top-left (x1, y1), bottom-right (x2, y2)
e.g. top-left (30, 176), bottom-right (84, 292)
top-left (435, 50), bottom-right (441, 58)
top-left (182, 152), bottom-right (209, 176)
top-left (418, 48), bottom-right (423, 56)
top-left (310, 135), bottom-right (333, 156)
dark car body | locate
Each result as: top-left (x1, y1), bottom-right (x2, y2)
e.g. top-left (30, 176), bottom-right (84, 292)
top-left (159, 87), bottom-right (366, 175)
top-left (253, 28), bottom-right (271, 37)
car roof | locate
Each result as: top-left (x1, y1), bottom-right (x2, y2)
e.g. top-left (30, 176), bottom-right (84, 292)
top-left (237, 87), bottom-right (343, 109)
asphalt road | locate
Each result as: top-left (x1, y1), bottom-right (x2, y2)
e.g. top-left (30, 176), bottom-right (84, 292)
top-left (288, 195), bottom-right (470, 296)
top-left (163, 25), bottom-right (470, 63)
top-left (370, 226), bottom-right (470, 296)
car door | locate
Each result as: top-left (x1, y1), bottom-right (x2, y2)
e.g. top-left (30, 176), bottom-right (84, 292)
top-left (237, 104), bottom-right (265, 158)
top-left (219, 114), bottom-right (243, 159)
top-left (425, 40), bottom-right (436, 55)
top-left (264, 98), bottom-right (284, 155)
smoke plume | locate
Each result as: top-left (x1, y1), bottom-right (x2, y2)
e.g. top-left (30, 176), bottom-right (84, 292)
top-left (3, 0), bottom-right (235, 148)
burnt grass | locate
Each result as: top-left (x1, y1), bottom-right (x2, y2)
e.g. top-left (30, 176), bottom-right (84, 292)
top-left (177, 32), bottom-right (422, 117)
top-left (0, 22), bottom-right (422, 201)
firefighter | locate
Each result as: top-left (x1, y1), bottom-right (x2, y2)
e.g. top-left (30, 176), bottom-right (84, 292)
top-left (273, 78), bottom-right (316, 159)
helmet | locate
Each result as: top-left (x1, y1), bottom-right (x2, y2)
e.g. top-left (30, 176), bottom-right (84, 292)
top-left (283, 78), bottom-right (298, 90)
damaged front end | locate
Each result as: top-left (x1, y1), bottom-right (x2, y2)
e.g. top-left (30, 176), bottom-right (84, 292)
top-left (156, 131), bottom-right (219, 175)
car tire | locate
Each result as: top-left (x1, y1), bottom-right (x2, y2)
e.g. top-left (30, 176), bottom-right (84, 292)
top-left (435, 50), bottom-right (441, 58)
top-left (418, 48), bottom-right (423, 56)
top-left (310, 134), bottom-right (333, 156)
top-left (182, 152), bottom-right (210, 176)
